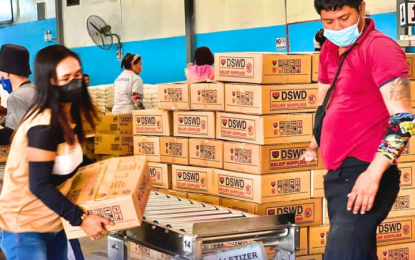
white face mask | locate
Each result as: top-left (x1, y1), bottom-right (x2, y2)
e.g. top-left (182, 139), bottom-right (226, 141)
top-left (323, 16), bottom-right (362, 47)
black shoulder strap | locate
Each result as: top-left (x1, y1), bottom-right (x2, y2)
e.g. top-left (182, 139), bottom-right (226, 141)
top-left (321, 44), bottom-right (356, 111)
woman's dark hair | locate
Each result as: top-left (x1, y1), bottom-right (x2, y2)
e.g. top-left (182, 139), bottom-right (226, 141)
top-left (121, 53), bottom-right (141, 70)
top-left (314, 0), bottom-right (363, 15)
top-left (17, 45), bottom-right (97, 145)
top-left (194, 47), bottom-right (214, 66)
top-left (83, 74), bottom-right (89, 78)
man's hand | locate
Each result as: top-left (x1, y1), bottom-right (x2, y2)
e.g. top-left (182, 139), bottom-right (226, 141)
top-left (300, 147), bottom-right (318, 162)
top-left (347, 171), bottom-right (380, 214)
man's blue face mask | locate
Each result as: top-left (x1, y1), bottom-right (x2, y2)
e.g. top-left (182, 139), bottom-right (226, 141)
top-left (0, 77), bottom-right (12, 94)
top-left (323, 15), bottom-right (362, 47)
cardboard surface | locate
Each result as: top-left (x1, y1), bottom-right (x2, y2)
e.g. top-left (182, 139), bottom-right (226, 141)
top-left (220, 198), bottom-right (257, 214)
top-left (223, 141), bottom-right (320, 174)
top-left (94, 134), bottom-right (133, 155)
top-left (190, 82), bottom-right (225, 111)
top-left (173, 111), bottom-right (216, 139)
top-left (406, 53), bottom-right (415, 81)
top-left (398, 139), bottom-right (415, 163)
top-left (62, 156), bottom-right (152, 239)
top-left (189, 138), bottom-right (223, 169)
top-left (132, 110), bottom-right (173, 136)
top-left (377, 242), bottom-right (415, 260)
top-left (159, 137), bottom-right (189, 165)
top-left (311, 169), bottom-right (326, 198)
top-left (308, 225), bottom-right (330, 255)
top-left (213, 169), bottom-right (311, 203)
top-left (148, 163), bottom-right (171, 190)
top-left (96, 114), bottom-right (133, 135)
top-left (171, 165), bottom-right (214, 194)
top-left (224, 83), bottom-right (318, 115)
top-left (399, 162), bottom-right (415, 190)
top-left (133, 136), bottom-right (161, 162)
top-left (158, 82), bottom-right (191, 110)
top-left (411, 80), bottom-right (415, 107)
top-left (256, 198), bottom-right (323, 227)
top-left (388, 189), bottom-right (415, 218)
top-left (187, 193), bottom-right (221, 206)
top-left (214, 53), bottom-right (312, 84)
top-left (311, 53), bottom-right (319, 83)
top-left (216, 112), bottom-right (314, 145)
top-left (377, 216), bottom-right (415, 246)
top-left (296, 255), bottom-right (323, 260)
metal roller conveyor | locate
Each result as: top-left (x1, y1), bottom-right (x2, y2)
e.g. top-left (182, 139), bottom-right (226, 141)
top-left (108, 191), bottom-right (300, 260)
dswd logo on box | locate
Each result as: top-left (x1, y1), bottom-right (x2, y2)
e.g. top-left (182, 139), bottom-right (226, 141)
top-left (271, 90), bottom-right (307, 102)
top-left (271, 148), bottom-right (306, 161)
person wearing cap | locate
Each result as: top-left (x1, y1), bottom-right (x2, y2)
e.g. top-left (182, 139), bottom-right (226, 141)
top-left (0, 44), bottom-right (36, 145)
top-left (112, 53), bottom-right (144, 113)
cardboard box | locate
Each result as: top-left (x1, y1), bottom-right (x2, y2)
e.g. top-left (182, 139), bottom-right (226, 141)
top-left (312, 53), bottom-right (319, 82)
top-left (323, 198), bottom-right (329, 225)
top-left (160, 137), bottom-right (189, 165)
top-left (256, 198), bottom-right (323, 227)
top-left (132, 110), bottom-right (173, 136)
top-left (377, 242), bottom-right (415, 260)
top-left (157, 189), bottom-right (188, 198)
top-left (296, 255), bottom-right (323, 260)
top-left (309, 225), bottom-right (330, 255)
top-left (406, 53), bottom-right (415, 81)
top-left (377, 216), bottom-right (415, 246)
top-left (82, 139), bottom-right (95, 155)
top-left (148, 163), bottom-right (171, 190)
top-left (0, 145), bottom-right (10, 163)
top-left (173, 111), bottom-right (216, 139)
top-left (410, 81), bottom-right (415, 107)
top-left (223, 142), bottom-right (320, 174)
top-left (399, 162), bottom-right (415, 190)
top-left (190, 82), bottom-right (225, 111)
top-left (172, 165), bottom-right (214, 194)
top-left (214, 52), bottom-right (312, 84)
top-left (224, 83), bottom-right (318, 115)
top-left (398, 138), bottom-right (415, 163)
top-left (213, 169), bottom-right (311, 203)
top-left (187, 193), bottom-right (221, 206)
top-left (130, 243), bottom-right (155, 260)
top-left (96, 114), bottom-right (133, 135)
top-left (62, 156), bottom-right (151, 239)
top-left (388, 189), bottom-right (415, 218)
top-left (311, 169), bottom-right (326, 198)
top-left (189, 138), bottom-right (223, 169)
top-left (133, 136), bottom-right (161, 162)
top-left (94, 134), bottom-right (133, 155)
top-left (96, 154), bottom-right (119, 162)
top-left (220, 198), bottom-right (257, 214)
top-left (158, 82), bottom-right (191, 110)
top-left (216, 112), bottom-right (313, 145)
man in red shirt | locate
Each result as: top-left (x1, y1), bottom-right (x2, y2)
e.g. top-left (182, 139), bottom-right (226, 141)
top-left (301, 1), bottom-right (414, 259)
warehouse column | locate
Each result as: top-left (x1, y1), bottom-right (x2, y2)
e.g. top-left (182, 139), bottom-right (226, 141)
top-left (184, 0), bottom-right (195, 65)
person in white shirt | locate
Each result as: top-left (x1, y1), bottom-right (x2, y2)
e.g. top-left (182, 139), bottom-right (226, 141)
top-left (112, 53), bottom-right (144, 113)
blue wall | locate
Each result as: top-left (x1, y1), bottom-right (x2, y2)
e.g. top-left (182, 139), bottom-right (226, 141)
top-left (0, 12), bottom-right (401, 85)
top-left (288, 12), bottom-right (397, 52)
top-left (73, 36), bottom-right (187, 86)
top-left (0, 18), bottom-right (57, 80)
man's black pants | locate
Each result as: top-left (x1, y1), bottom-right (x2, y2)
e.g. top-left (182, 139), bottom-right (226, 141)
top-left (324, 158), bottom-right (400, 260)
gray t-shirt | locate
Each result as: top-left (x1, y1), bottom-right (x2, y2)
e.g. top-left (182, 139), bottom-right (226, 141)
top-left (6, 82), bottom-right (36, 130)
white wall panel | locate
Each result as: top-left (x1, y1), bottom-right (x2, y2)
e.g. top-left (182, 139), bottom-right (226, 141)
top-left (11, 0), bottom-right (55, 24)
top-left (287, 0), bottom-right (396, 24)
top-left (121, 0), bottom-right (185, 42)
top-left (63, 0), bottom-right (123, 48)
top-left (195, 0), bottom-right (286, 34)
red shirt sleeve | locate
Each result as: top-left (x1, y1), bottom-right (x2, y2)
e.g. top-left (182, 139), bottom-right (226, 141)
top-left (318, 45), bottom-right (330, 84)
top-left (365, 34), bottom-right (409, 88)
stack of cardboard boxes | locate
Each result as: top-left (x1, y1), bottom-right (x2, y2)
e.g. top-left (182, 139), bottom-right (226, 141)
top-left (94, 113), bottom-right (134, 161)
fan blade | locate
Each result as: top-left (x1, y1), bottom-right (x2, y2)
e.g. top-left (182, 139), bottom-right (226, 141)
top-left (89, 22), bottom-right (101, 33)
top-left (100, 34), bottom-right (105, 47)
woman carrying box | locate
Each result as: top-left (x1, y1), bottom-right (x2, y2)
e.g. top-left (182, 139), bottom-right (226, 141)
top-left (0, 45), bottom-right (114, 260)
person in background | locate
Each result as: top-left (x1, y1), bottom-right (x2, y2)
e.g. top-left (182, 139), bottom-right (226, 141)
top-left (83, 74), bottom-right (90, 87)
top-left (314, 29), bottom-right (327, 51)
top-left (185, 46), bottom-right (215, 82)
top-left (301, 0), bottom-right (413, 259)
top-left (0, 45), bottom-right (114, 260)
top-left (0, 44), bottom-right (36, 145)
top-left (112, 53), bottom-right (144, 113)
